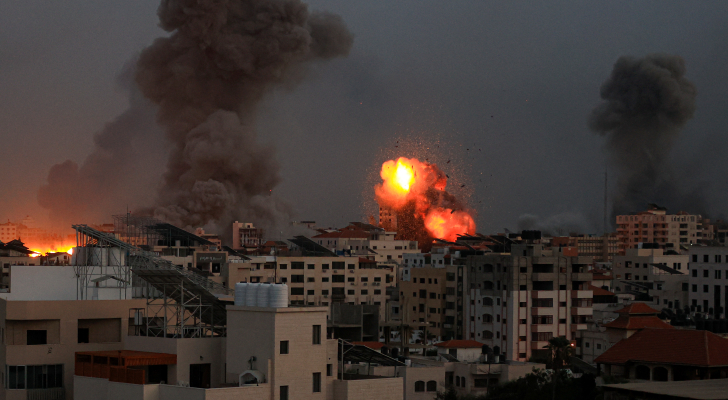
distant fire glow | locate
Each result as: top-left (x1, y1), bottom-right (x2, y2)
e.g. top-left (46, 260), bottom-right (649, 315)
top-left (375, 157), bottom-right (475, 241)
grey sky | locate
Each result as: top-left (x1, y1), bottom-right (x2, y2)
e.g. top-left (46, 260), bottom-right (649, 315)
top-left (2, 1), bottom-right (728, 236)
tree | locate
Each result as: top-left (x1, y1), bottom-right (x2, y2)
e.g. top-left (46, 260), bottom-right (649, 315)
top-left (543, 336), bottom-right (573, 371)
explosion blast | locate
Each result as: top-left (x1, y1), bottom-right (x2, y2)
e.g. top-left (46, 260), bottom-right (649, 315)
top-left (375, 157), bottom-right (475, 242)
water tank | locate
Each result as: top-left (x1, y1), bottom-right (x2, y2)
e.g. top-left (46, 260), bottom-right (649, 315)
top-left (91, 247), bottom-right (109, 266)
top-left (246, 283), bottom-right (260, 307)
top-left (234, 283), bottom-right (248, 306)
top-left (257, 283), bottom-right (270, 307)
top-left (269, 284), bottom-right (289, 308)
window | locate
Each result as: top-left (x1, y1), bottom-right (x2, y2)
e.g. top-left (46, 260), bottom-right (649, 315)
top-left (313, 372), bottom-right (321, 392)
top-left (532, 332), bottom-right (553, 341)
top-left (683, 283), bottom-right (689, 291)
top-left (693, 269), bottom-right (698, 277)
top-left (374, 290), bottom-right (381, 295)
top-left (704, 285), bottom-right (709, 293)
top-left (361, 290), bottom-right (368, 295)
top-left (279, 264), bottom-right (287, 269)
top-left (292, 262), bottom-right (304, 269)
top-left (596, 343), bottom-right (602, 350)
top-left (78, 328), bottom-right (89, 344)
top-left (348, 290), bottom-right (355, 295)
top-left (307, 264), bottom-right (315, 270)
top-left (27, 330), bottom-right (47, 345)
top-left (307, 277), bottom-right (315, 283)
top-left (482, 330), bottom-right (493, 339)
top-left (348, 264), bottom-right (356, 270)
top-left (280, 341), bottom-right (289, 354)
top-left (419, 290), bottom-right (427, 298)
top-left (327, 364), bottom-right (333, 377)
top-left (482, 314), bottom-right (493, 323)
top-left (322, 264), bottom-right (329, 270)
top-left (704, 255), bottom-right (710, 262)
top-left (291, 275), bottom-right (304, 283)
top-left (717, 270), bottom-right (722, 279)
top-left (6, 364), bottom-right (63, 389)
top-left (415, 381), bottom-right (425, 392)
top-left (291, 288), bottom-right (304, 295)
top-left (348, 277), bottom-right (355, 282)
top-left (704, 270), bottom-right (709, 278)
top-left (332, 275), bottom-right (345, 283)
top-left (322, 277), bottom-right (330, 282)
top-left (483, 297), bottom-right (494, 306)
top-left (280, 385), bottom-right (289, 400)
top-left (427, 380), bottom-right (437, 392)
top-left (332, 262), bottom-right (345, 270)
top-left (307, 290), bottom-right (314, 295)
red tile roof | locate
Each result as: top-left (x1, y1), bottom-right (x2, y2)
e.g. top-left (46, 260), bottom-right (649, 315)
top-left (615, 302), bottom-right (659, 315)
top-left (603, 315), bottom-right (674, 330)
top-left (588, 284), bottom-right (615, 297)
top-left (434, 340), bottom-right (484, 349)
top-left (352, 341), bottom-right (386, 350)
top-left (595, 329), bottom-right (728, 366)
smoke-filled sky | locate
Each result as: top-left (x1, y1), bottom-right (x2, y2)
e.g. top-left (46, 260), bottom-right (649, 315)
top-left (2, 1), bottom-right (728, 236)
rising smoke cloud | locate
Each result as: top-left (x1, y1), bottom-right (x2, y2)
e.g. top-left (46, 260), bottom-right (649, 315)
top-left (589, 54), bottom-right (698, 216)
top-left (39, 0), bottom-right (353, 234)
top-left (136, 0), bottom-right (353, 232)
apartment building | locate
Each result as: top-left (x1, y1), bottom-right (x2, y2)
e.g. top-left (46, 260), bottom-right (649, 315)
top-left (687, 247), bottom-right (728, 317)
top-left (312, 224), bottom-right (419, 264)
top-left (226, 256), bottom-right (396, 319)
top-left (231, 221), bottom-right (263, 252)
top-left (552, 234), bottom-right (619, 262)
top-left (464, 243), bottom-right (593, 362)
top-left (616, 208), bottom-right (702, 254)
top-left (612, 248), bottom-right (689, 310)
top-left (399, 267), bottom-right (447, 339)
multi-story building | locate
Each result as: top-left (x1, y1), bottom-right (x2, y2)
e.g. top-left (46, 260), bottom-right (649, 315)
top-left (225, 256), bottom-right (396, 319)
top-left (312, 224), bottom-right (419, 265)
top-left (616, 207), bottom-right (703, 254)
top-left (400, 267), bottom-right (448, 340)
top-left (0, 222), bottom-right (18, 243)
top-left (231, 221), bottom-right (263, 252)
top-left (552, 234), bottom-right (619, 262)
top-left (464, 243), bottom-right (593, 362)
top-left (612, 248), bottom-right (689, 310)
top-left (687, 247), bottom-right (728, 317)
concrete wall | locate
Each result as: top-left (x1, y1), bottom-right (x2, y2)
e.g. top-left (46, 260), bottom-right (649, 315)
top-left (75, 376), bottom-right (156, 400)
top-left (333, 378), bottom-right (403, 400)
top-left (125, 335), bottom-right (225, 387)
top-left (0, 265), bottom-right (132, 301)
top-left (402, 366), bottom-right (444, 400)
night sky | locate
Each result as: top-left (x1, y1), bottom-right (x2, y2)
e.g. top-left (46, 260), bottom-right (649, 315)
top-left (2, 1), bottom-right (728, 236)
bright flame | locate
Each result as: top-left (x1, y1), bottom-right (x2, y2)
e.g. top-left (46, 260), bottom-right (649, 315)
top-left (394, 160), bottom-right (414, 192)
top-left (375, 156), bottom-right (476, 241)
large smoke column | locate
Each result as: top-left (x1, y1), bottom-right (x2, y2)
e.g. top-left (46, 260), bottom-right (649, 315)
top-left (135, 0), bottom-right (353, 231)
top-left (589, 54), bottom-right (698, 216)
top-left (37, 60), bottom-right (163, 229)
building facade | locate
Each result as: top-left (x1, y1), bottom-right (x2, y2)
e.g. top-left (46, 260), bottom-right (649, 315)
top-left (616, 208), bottom-right (702, 254)
top-left (687, 247), bottom-right (728, 317)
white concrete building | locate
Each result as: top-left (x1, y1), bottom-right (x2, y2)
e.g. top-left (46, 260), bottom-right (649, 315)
top-left (687, 247), bottom-right (728, 317)
top-left (612, 248), bottom-right (689, 311)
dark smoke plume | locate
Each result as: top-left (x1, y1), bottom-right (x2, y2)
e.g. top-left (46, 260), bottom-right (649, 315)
top-left (589, 54), bottom-right (698, 216)
top-left (37, 60), bottom-right (164, 229)
top-left (136, 0), bottom-right (353, 232)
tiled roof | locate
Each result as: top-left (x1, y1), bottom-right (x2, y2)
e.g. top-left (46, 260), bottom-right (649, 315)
top-left (352, 341), bottom-right (386, 350)
top-left (588, 284), bottom-right (615, 297)
top-left (615, 302), bottom-right (659, 315)
top-left (595, 329), bottom-right (728, 366)
top-left (603, 315), bottom-right (674, 330)
top-left (434, 340), bottom-right (484, 349)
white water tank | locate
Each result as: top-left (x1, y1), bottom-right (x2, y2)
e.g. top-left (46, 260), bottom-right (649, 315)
top-left (257, 283), bottom-right (270, 307)
top-left (269, 284), bottom-right (288, 308)
top-left (246, 283), bottom-right (260, 307)
top-left (234, 283), bottom-right (248, 306)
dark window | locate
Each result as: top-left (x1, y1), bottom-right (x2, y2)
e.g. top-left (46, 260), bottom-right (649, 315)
top-left (415, 381), bottom-right (425, 392)
top-left (280, 341), bottom-right (289, 354)
top-left (291, 275), bottom-right (304, 283)
top-left (704, 269), bottom-right (709, 278)
top-left (307, 290), bottom-right (314, 295)
top-left (322, 277), bottom-right (329, 283)
top-left (348, 264), bottom-right (356, 270)
top-left (332, 275), bottom-right (345, 283)
top-left (291, 288), bottom-right (304, 295)
top-left (307, 277), bottom-right (315, 283)
top-left (7, 364), bottom-right (63, 389)
top-left (279, 264), bottom-right (287, 269)
top-left (361, 290), bottom-right (368, 295)
top-left (419, 290), bottom-right (427, 298)
top-left (322, 264), bottom-right (329, 270)
top-left (348, 290), bottom-right (355, 295)
top-left (693, 269), bottom-right (698, 277)
top-left (427, 380), bottom-right (437, 391)
top-left (327, 364), bottom-right (333, 377)
top-left (78, 328), bottom-right (89, 344)
top-left (332, 262), bottom-right (345, 270)
top-left (313, 325), bottom-right (321, 345)
top-left (313, 372), bottom-right (321, 392)
top-left (291, 262), bottom-right (304, 269)
top-left (307, 264), bottom-right (315, 270)
top-left (280, 385), bottom-right (289, 400)
top-left (27, 330), bottom-right (47, 345)
top-left (704, 255), bottom-right (710, 262)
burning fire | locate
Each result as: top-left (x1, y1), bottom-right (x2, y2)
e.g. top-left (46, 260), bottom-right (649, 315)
top-left (375, 156), bottom-right (475, 241)
top-left (27, 242), bottom-right (75, 257)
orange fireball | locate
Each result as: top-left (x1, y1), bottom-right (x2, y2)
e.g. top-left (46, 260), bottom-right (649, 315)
top-left (424, 208), bottom-right (476, 242)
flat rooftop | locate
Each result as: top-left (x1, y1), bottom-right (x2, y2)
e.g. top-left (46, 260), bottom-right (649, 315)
top-left (603, 378), bottom-right (728, 400)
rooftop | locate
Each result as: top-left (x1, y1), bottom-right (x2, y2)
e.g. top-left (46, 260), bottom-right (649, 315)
top-left (588, 284), bottom-right (615, 297)
top-left (595, 329), bottom-right (728, 367)
top-left (434, 340), bottom-right (484, 349)
top-left (603, 315), bottom-right (674, 330)
top-left (615, 302), bottom-right (660, 315)
top-left (604, 378), bottom-right (728, 400)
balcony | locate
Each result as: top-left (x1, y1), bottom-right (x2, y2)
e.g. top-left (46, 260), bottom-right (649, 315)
top-left (531, 307), bottom-right (555, 316)
top-left (571, 273), bottom-right (591, 282)
top-left (532, 273), bottom-right (555, 281)
top-left (571, 290), bottom-right (592, 299)
top-left (531, 291), bottom-right (553, 299)
top-left (571, 307), bottom-right (593, 316)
